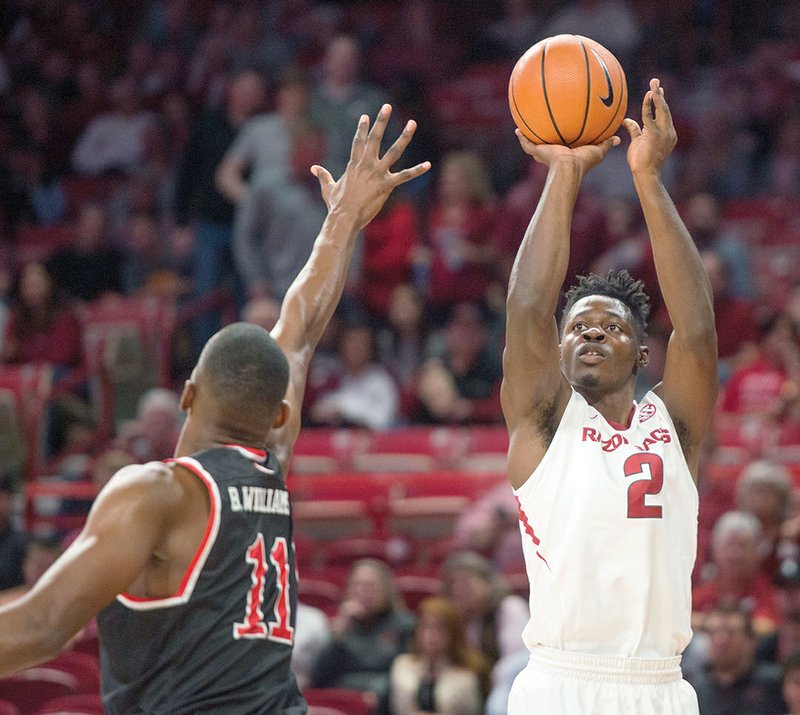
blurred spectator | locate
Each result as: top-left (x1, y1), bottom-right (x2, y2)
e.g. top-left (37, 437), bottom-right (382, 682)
top-left (46, 200), bottom-right (123, 302)
top-left (61, 59), bottom-right (108, 148)
top-left (736, 460), bottom-right (792, 580)
top-left (173, 69), bottom-right (266, 356)
top-left (439, 551), bottom-right (528, 670)
top-left (783, 648), bottom-right (800, 715)
top-left (309, 319), bottom-right (399, 430)
top-left (484, 0), bottom-right (541, 59)
top-left (309, 34), bottom-right (393, 178)
top-left (418, 150), bottom-right (499, 312)
top-left (389, 596), bottom-right (488, 715)
top-left (120, 211), bottom-right (187, 297)
top-left (7, 144), bottom-right (67, 226)
top-left (217, 67), bottom-right (312, 201)
top-left (242, 295), bottom-right (281, 332)
top-left (71, 75), bottom-right (156, 175)
top-left (688, 604), bottom-right (785, 715)
top-left (1, 260), bottom-right (82, 371)
top-left (0, 534), bottom-right (63, 604)
top-left (413, 302), bottom-right (503, 424)
top-left (116, 387), bottom-right (182, 463)
top-left (682, 192), bottom-right (754, 300)
top-left (693, 511), bottom-right (779, 635)
top-left (757, 559), bottom-right (800, 665)
top-left (453, 483), bottom-right (524, 572)
top-left (231, 123), bottom-right (327, 302)
top-left (760, 117), bottom-right (800, 199)
top-left (0, 473), bottom-right (25, 592)
top-left (359, 196), bottom-right (421, 319)
top-left (310, 558), bottom-right (415, 708)
top-left (292, 601), bottom-right (331, 691)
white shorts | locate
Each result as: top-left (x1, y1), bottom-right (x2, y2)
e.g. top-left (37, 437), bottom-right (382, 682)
top-left (508, 646), bottom-right (699, 715)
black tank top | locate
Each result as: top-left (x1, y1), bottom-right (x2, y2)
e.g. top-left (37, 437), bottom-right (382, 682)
top-left (97, 445), bottom-right (306, 714)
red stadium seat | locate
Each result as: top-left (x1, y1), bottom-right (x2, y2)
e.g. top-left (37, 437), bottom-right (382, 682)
top-left (394, 574), bottom-right (442, 612)
top-left (303, 688), bottom-right (376, 715)
top-left (291, 429), bottom-right (372, 474)
top-left (14, 225), bottom-right (74, 264)
top-left (297, 577), bottom-right (343, 618)
top-left (0, 700), bottom-right (19, 715)
top-left (33, 693), bottom-right (105, 715)
top-left (0, 671), bottom-right (77, 714)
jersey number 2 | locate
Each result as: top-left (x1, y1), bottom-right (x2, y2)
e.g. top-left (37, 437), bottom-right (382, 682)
top-left (624, 453), bottom-right (664, 519)
top-left (233, 533), bottom-right (294, 643)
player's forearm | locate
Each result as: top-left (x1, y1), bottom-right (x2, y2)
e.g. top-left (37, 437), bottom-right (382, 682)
top-left (634, 170), bottom-right (715, 343)
top-left (0, 602), bottom-right (68, 677)
top-left (282, 209), bottom-right (361, 351)
top-left (507, 159), bottom-right (582, 318)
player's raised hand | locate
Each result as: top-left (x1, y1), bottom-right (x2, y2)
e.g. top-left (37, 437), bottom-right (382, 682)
top-left (515, 129), bottom-right (619, 177)
top-left (311, 104), bottom-right (431, 229)
top-left (623, 78), bottom-right (677, 175)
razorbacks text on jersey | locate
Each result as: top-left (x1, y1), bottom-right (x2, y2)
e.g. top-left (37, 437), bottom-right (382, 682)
top-left (513, 389), bottom-right (698, 658)
top-left (97, 445), bottom-right (306, 715)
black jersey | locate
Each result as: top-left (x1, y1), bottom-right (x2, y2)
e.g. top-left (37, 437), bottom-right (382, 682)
top-left (97, 445), bottom-right (306, 715)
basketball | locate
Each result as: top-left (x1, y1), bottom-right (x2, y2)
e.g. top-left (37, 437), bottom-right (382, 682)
top-left (508, 34), bottom-right (628, 147)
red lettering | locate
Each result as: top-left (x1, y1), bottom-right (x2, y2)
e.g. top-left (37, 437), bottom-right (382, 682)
top-left (582, 427), bottom-right (601, 442)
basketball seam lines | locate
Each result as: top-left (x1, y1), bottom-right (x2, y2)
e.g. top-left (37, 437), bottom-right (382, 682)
top-left (541, 40), bottom-right (568, 146)
top-left (510, 77), bottom-right (548, 144)
top-left (571, 37), bottom-right (592, 147)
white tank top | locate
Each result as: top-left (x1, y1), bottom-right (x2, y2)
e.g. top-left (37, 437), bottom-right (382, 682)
top-left (513, 389), bottom-right (698, 658)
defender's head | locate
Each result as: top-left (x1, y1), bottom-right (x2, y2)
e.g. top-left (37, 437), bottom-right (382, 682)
top-left (181, 323), bottom-right (290, 441)
top-left (559, 271), bottom-right (650, 395)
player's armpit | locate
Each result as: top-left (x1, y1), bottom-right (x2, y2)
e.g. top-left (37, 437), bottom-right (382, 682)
top-left (0, 463), bottom-right (175, 677)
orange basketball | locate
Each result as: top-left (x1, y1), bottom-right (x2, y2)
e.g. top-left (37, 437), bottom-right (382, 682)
top-left (508, 34), bottom-right (628, 147)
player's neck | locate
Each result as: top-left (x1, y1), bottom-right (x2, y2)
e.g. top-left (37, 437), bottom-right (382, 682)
top-left (577, 387), bottom-right (636, 428)
top-left (173, 420), bottom-right (265, 458)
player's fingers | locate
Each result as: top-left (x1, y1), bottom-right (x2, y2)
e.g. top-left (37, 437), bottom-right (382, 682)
top-left (622, 118), bottom-right (641, 139)
top-left (641, 89), bottom-right (654, 127)
top-left (652, 84), bottom-right (673, 129)
top-left (311, 165), bottom-right (334, 199)
top-left (515, 128), bottom-right (537, 154)
top-left (380, 119), bottom-right (417, 168)
top-left (391, 161), bottom-right (432, 186)
top-left (367, 104), bottom-right (392, 155)
top-left (598, 135), bottom-right (621, 153)
top-left (349, 114), bottom-right (369, 162)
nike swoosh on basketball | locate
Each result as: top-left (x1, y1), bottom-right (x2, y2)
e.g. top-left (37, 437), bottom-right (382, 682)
top-left (592, 50), bottom-right (614, 107)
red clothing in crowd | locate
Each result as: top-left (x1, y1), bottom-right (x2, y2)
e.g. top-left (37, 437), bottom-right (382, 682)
top-left (692, 573), bottom-right (779, 632)
top-left (3, 307), bottom-right (83, 368)
top-left (721, 357), bottom-right (790, 415)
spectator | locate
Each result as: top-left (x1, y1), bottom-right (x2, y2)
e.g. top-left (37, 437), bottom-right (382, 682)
top-left (439, 551), bottom-right (528, 670)
top-left (413, 302), bottom-right (503, 424)
top-left (172, 69), bottom-right (266, 357)
top-left (310, 558), bottom-right (415, 708)
top-left (242, 295), bottom-right (281, 333)
top-left (7, 145), bottom-right (67, 226)
top-left (216, 67), bottom-right (312, 203)
top-left (783, 648), bottom-right (800, 715)
top-left (693, 511), bottom-right (779, 635)
top-left (419, 150), bottom-right (499, 312)
top-left (46, 201), bottom-right (124, 303)
top-left (2, 260), bottom-right (82, 371)
top-left (309, 319), bottom-right (400, 430)
top-left (292, 601), bottom-right (331, 691)
top-left (0, 473), bottom-right (25, 593)
top-left (0, 535), bottom-right (63, 604)
top-left (688, 604), bottom-right (785, 715)
top-left (757, 558), bottom-right (800, 666)
top-left (231, 123), bottom-right (328, 302)
top-left (389, 596), bottom-right (488, 715)
top-left (736, 460), bottom-right (792, 581)
top-left (309, 34), bottom-right (393, 178)
top-left (120, 211), bottom-right (187, 297)
top-left (115, 387), bottom-right (182, 463)
top-left (71, 76), bottom-right (155, 176)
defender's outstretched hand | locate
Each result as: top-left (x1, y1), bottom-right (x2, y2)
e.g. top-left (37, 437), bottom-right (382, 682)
top-left (515, 129), bottom-right (619, 177)
top-left (312, 104), bottom-right (430, 229)
top-left (623, 78), bottom-right (677, 175)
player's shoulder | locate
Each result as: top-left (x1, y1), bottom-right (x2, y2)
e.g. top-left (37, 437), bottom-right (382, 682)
top-left (101, 461), bottom-right (187, 506)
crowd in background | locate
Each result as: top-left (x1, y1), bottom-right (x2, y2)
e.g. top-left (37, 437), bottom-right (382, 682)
top-left (0, 0), bottom-right (800, 713)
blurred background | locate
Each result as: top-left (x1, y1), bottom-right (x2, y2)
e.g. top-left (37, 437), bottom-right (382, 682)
top-left (0, 1), bottom-right (799, 714)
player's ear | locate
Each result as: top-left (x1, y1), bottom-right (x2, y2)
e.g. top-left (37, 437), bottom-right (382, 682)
top-left (179, 380), bottom-right (195, 411)
top-left (637, 346), bottom-right (649, 367)
top-left (271, 399), bottom-right (291, 429)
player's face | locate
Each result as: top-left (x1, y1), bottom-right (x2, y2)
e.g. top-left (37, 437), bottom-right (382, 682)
top-left (560, 296), bottom-right (644, 395)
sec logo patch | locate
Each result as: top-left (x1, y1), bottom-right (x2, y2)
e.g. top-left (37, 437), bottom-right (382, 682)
top-left (639, 404), bottom-right (656, 422)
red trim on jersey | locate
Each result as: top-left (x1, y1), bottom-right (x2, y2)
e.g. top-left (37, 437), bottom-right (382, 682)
top-left (224, 444), bottom-right (267, 459)
top-left (606, 404), bottom-right (636, 431)
top-left (515, 496), bottom-right (550, 569)
top-left (119, 458), bottom-right (218, 603)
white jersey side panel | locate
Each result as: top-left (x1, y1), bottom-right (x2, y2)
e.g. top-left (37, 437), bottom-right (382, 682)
top-left (513, 389), bottom-right (698, 658)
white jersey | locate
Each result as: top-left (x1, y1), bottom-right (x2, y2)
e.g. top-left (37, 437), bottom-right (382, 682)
top-left (513, 389), bottom-right (698, 659)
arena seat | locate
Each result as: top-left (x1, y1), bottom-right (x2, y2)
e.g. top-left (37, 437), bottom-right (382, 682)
top-left (32, 692), bottom-right (105, 715)
top-left (14, 225), bottom-right (74, 264)
top-left (0, 700), bottom-right (19, 715)
top-left (302, 688), bottom-right (376, 715)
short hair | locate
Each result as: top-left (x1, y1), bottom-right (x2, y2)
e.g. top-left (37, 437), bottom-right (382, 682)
top-left (705, 602), bottom-right (754, 639)
top-left (561, 270), bottom-right (650, 341)
top-left (711, 510), bottom-right (761, 550)
top-left (198, 322), bottom-right (289, 420)
top-left (736, 459), bottom-right (791, 514)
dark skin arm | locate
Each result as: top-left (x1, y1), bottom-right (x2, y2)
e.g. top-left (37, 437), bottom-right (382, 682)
top-left (625, 79), bottom-right (718, 479)
top-left (267, 105), bottom-right (430, 473)
top-left (501, 136), bottom-right (618, 489)
top-left (0, 463), bottom-right (190, 677)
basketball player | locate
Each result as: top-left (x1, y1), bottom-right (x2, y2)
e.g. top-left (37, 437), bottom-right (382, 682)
top-left (503, 78), bottom-right (717, 714)
top-left (0, 105), bottom-right (429, 714)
